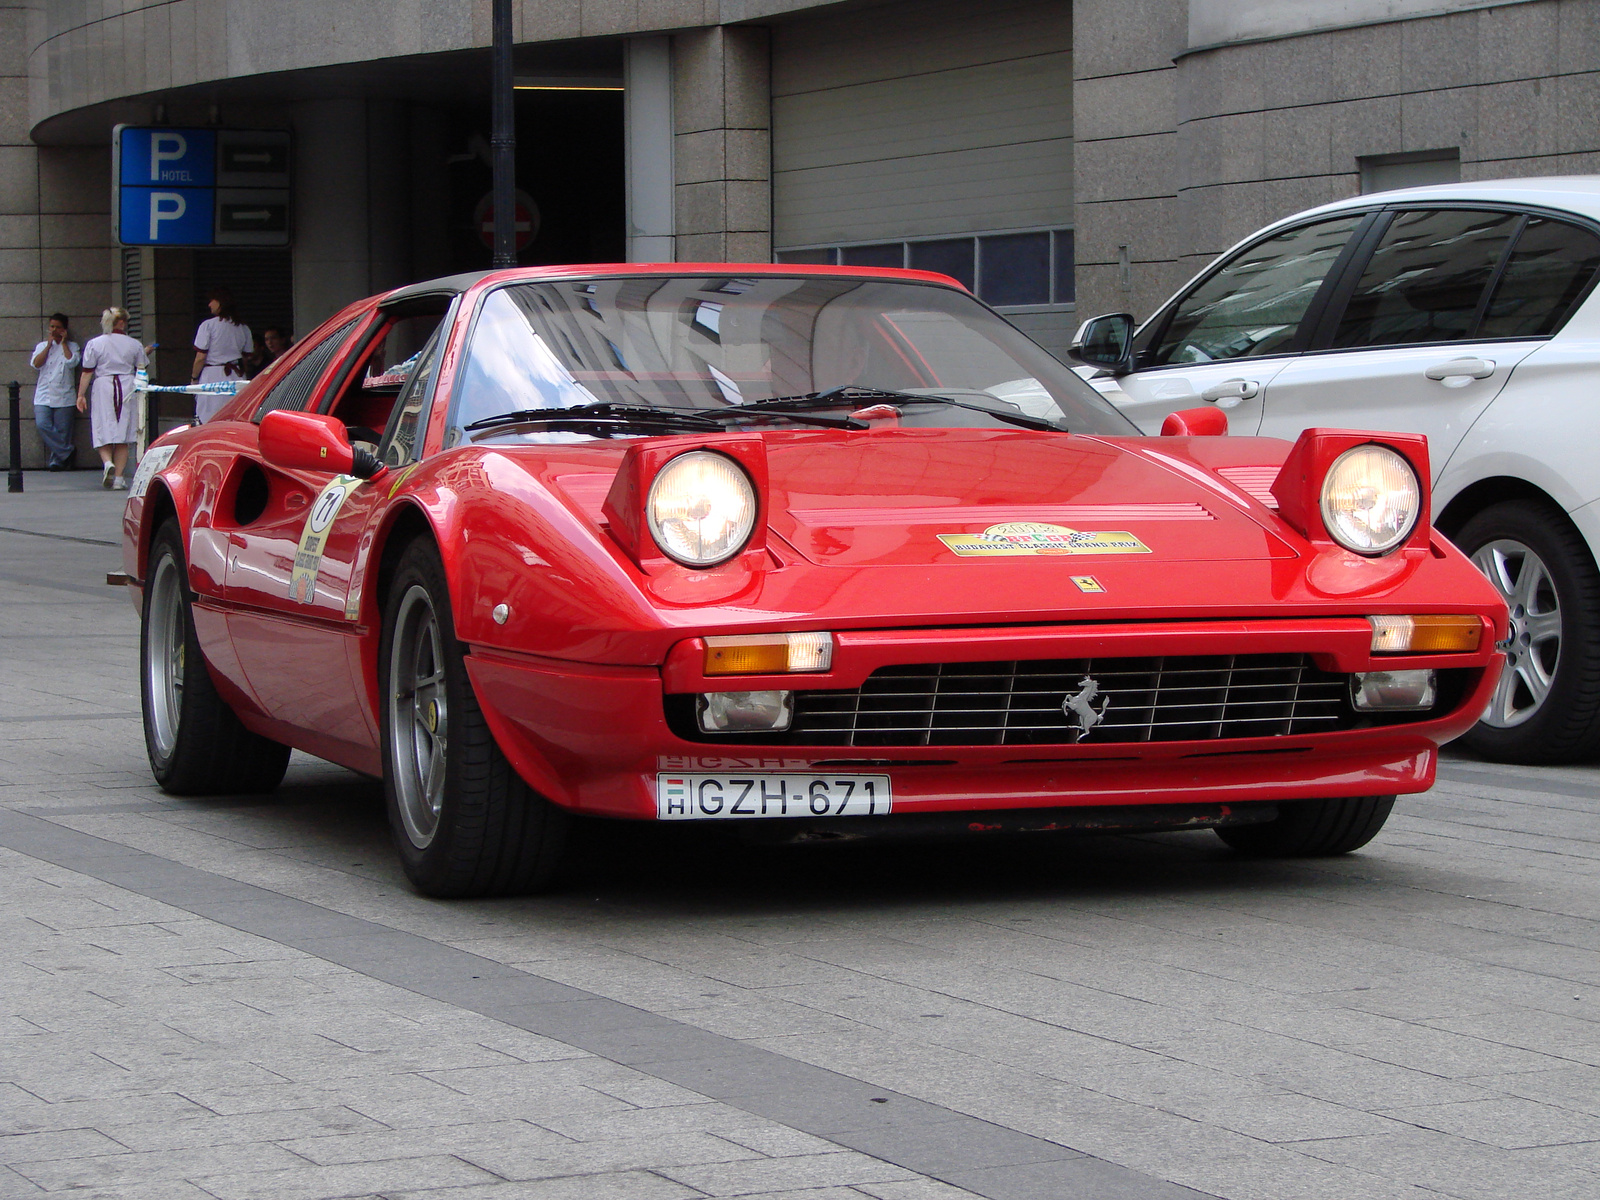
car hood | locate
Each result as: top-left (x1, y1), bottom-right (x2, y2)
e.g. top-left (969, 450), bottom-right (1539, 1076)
top-left (760, 431), bottom-right (1296, 566)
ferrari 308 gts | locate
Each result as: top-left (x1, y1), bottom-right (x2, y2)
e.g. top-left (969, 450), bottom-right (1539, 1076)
top-left (122, 265), bottom-right (1507, 896)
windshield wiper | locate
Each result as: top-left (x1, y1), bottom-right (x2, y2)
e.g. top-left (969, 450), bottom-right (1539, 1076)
top-left (464, 402), bottom-right (724, 434)
top-left (736, 385), bottom-right (1066, 432)
top-left (693, 406), bottom-right (867, 431)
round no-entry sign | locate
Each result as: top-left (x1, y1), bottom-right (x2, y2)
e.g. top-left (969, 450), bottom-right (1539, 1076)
top-left (474, 189), bottom-right (540, 253)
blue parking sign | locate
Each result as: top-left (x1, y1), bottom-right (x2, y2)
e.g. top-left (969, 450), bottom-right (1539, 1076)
top-left (118, 127), bottom-right (214, 187)
top-left (119, 186), bottom-right (214, 245)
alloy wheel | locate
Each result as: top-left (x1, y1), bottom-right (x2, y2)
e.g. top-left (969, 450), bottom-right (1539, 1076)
top-left (388, 584), bottom-right (449, 848)
top-left (1471, 537), bottom-right (1561, 728)
top-left (144, 551), bottom-right (186, 759)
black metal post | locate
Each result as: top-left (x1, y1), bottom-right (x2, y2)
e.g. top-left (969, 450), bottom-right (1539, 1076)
top-left (490, 0), bottom-right (517, 268)
top-left (6, 381), bottom-right (21, 493)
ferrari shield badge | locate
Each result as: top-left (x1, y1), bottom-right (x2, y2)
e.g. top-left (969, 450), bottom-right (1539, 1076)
top-left (289, 475), bottom-right (358, 603)
top-left (938, 521), bottom-right (1150, 557)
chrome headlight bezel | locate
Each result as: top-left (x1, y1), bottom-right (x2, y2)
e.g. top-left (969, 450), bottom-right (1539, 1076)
top-left (646, 450), bottom-right (758, 568)
top-left (1318, 444), bottom-right (1421, 556)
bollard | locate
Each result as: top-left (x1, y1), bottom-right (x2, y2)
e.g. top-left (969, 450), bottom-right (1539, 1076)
top-left (6, 380), bottom-right (20, 493)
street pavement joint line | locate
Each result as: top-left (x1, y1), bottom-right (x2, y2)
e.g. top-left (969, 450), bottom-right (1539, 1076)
top-left (0, 569), bottom-right (120, 598)
top-left (0, 712), bottom-right (141, 724)
top-left (0, 522), bottom-right (120, 548)
top-left (1433, 766), bottom-right (1600, 804)
top-left (0, 805), bottom-right (1216, 1200)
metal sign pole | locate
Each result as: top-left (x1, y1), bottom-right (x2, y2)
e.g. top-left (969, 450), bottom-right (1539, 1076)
top-left (490, 0), bottom-right (517, 268)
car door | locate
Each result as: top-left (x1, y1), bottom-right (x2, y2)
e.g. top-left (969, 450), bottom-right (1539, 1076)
top-left (1256, 209), bottom-right (1594, 475)
top-left (219, 314), bottom-right (377, 750)
top-left (1091, 213), bottom-right (1371, 432)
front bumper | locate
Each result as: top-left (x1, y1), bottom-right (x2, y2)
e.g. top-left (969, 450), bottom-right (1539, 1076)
top-left (465, 617), bottom-right (1502, 821)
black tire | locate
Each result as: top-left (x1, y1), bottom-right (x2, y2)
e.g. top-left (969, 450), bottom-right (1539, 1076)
top-left (140, 520), bottom-right (291, 795)
top-left (1453, 499), bottom-right (1600, 763)
top-left (1215, 795), bottom-right (1395, 856)
top-left (378, 538), bottom-right (568, 897)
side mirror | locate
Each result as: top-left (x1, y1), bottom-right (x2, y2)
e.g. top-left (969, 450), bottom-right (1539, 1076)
top-left (1161, 406), bottom-right (1229, 437)
top-left (259, 409), bottom-right (384, 479)
top-left (1068, 312), bottom-right (1135, 375)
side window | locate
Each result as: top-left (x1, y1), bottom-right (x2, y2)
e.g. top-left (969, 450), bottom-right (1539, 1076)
top-left (380, 318), bottom-right (449, 467)
top-left (1331, 209), bottom-right (1519, 349)
top-left (1478, 216), bottom-right (1600, 339)
top-left (1150, 216), bottom-right (1363, 365)
top-left (253, 319), bottom-right (359, 420)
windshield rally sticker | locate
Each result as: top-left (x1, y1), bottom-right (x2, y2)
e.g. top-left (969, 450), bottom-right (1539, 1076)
top-left (939, 521), bottom-right (1150, 557)
top-left (289, 475), bottom-right (358, 603)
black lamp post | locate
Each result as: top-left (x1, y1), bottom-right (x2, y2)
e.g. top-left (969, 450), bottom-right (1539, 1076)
top-left (490, 0), bottom-right (517, 268)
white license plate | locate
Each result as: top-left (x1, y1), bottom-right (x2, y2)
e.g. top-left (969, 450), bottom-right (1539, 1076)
top-left (656, 773), bottom-right (892, 820)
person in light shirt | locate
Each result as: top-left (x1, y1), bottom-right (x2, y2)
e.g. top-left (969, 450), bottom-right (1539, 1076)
top-left (76, 307), bottom-right (147, 489)
top-left (30, 312), bottom-right (80, 470)
top-left (190, 286), bottom-right (253, 422)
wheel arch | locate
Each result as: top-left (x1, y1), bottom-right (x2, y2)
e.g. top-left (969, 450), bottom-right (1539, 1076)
top-left (1435, 476), bottom-right (1571, 542)
top-left (136, 480), bottom-right (181, 582)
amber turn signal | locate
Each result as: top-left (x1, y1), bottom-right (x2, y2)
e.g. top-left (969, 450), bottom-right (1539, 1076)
top-left (704, 632), bottom-right (833, 675)
top-left (1368, 614), bottom-right (1481, 653)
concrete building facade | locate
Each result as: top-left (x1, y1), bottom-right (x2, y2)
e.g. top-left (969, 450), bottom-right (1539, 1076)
top-left (1, 0), bottom-right (1594, 465)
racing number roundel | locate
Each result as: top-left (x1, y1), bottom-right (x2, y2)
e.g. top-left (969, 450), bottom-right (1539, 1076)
top-left (289, 475), bottom-right (357, 604)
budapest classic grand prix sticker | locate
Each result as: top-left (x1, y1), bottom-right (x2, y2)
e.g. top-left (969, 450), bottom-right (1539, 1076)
top-left (289, 474), bottom-right (357, 603)
top-left (938, 521), bottom-right (1150, 557)
top-left (127, 445), bottom-right (177, 500)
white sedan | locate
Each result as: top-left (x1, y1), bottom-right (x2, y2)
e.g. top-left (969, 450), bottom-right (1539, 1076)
top-left (1070, 177), bottom-right (1600, 764)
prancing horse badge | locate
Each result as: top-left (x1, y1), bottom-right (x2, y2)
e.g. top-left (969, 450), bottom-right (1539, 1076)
top-left (1063, 676), bottom-right (1111, 742)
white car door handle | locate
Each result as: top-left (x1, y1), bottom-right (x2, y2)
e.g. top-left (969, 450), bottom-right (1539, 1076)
top-left (1200, 378), bottom-right (1261, 404)
top-left (1425, 357), bottom-right (1495, 381)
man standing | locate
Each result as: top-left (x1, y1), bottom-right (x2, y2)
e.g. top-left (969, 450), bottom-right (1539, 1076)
top-left (30, 312), bottom-right (79, 470)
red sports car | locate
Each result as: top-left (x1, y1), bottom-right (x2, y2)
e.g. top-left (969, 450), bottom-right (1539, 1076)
top-left (123, 265), bottom-right (1507, 896)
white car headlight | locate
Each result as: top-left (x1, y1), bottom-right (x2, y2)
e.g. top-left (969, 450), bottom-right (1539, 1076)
top-left (1319, 444), bottom-right (1421, 555)
top-left (647, 451), bottom-right (757, 567)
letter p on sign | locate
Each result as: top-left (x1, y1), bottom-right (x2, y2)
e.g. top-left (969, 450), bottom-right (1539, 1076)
top-left (149, 193), bottom-right (187, 240)
top-left (150, 132), bottom-right (187, 181)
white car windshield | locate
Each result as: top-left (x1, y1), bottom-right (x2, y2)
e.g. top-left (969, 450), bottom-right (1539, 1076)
top-left (447, 275), bottom-right (1137, 443)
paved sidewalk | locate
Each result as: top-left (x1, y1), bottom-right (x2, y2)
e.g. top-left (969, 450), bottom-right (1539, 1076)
top-left (1, 471), bottom-right (1598, 1200)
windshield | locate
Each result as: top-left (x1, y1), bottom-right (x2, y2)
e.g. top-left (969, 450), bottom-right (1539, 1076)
top-left (446, 275), bottom-right (1137, 444)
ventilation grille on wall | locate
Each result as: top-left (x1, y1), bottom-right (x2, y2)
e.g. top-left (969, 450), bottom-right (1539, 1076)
top-left (120, 248), bottom-right (143, 340)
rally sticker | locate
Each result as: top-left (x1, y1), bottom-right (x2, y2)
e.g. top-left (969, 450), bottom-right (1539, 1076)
top-left (289, 475), bottom-right (357, 603)
top-left (938, 521), bottom-right (1150, 557)
top-left (127, 445), bottom-right (177, 500)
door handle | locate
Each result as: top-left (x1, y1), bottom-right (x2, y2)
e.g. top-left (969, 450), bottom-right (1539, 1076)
top-left (1201, 378), bottom-right (1260, 405)
top-left (1425, 357), bottom-right (1495, 381)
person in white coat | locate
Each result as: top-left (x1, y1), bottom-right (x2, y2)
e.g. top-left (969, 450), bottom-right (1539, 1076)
top-left (190, 286), bottom-right (253, 423)
top-left (31, 312), bottom-right (80, 470)
top-left (76, 308), bottom-right (148, 489)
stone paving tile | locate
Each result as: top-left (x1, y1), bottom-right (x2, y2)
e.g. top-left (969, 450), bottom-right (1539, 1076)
top-left (460, 1129), bottom-right (763, 1180)
top-left (381, 1172), bottom-right (703, 1199)
top-left (1378, 1095), bottom-right (1600, 1149)
top-left (193, 1153), bottom-right (502, 1200)
top-left (660, 1150), bottom-right (919, 1195)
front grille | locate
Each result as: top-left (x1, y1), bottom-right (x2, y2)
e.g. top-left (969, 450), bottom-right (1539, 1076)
top-left (790, 654), bottom-right (1351, 746)
top-left (717, 654), bottom-right (1360, 747)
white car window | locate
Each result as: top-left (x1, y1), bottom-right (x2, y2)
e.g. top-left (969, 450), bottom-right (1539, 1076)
top-left (1479, 216), bottom-right (1600, 339)
top-left (1330, 209), bottom-right (1519, 349)
top-left (1151, 216), bottom-right (1362, 365)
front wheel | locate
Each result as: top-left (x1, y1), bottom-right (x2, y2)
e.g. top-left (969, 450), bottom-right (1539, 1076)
top-left (379, 538), bottom-right (568, 897)
top-left (141, 520), bottom-right (290, 795)
top-left (1453, 499), bottom-right (1600, 763)
top-left (1215, 795), bottom-right (1394, 856)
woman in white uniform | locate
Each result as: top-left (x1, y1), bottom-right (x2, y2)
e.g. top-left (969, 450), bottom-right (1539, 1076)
top-left (76, 307), bottom-right (148, 489)
top-left (190, 287), bottom-right (253, 423)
